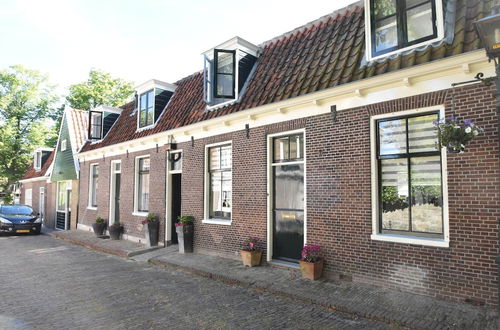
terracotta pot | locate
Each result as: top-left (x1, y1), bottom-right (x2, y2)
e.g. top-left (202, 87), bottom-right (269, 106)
top-left (299, 259), bottom-right (323, 280)
top-left (240, 250), bottom-right (262, 267)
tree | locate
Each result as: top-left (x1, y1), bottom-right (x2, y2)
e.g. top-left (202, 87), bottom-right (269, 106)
top-left (66, 69), bottom-right (134, 110)
top-left (0, 65), bottom-right (58, 201)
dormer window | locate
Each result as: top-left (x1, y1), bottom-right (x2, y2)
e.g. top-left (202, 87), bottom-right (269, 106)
top-left (366, 0), bottom-right (444, 60)
top-left (134, 80), bottom-right (176, 130)
top-left (89, 111), bottom-right (103, 140)
top-left (139, 90), bottom-right (154, 128)
top-left (203, 37), bottom-right (259, 108)
top-left (88, 106), bottom-right (122, 141)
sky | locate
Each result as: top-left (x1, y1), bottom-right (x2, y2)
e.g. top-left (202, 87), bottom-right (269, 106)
top-left (0, 0), bottom-right (357, 99)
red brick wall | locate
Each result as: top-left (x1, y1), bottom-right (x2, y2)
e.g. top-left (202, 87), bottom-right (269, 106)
top-left (20, 180), bottom-right (56, 228)
top-left (79, 83), bottom-right (499, 306)
top-left (305, 83), bottom-right (499, 307)
top-left (78, 147), bottom-right (167, 242)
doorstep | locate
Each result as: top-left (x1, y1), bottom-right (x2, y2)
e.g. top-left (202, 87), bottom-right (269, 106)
top-left (149, 249), bottom-right (498, 330)
top-left (51, 229), bottom-right (161, 258)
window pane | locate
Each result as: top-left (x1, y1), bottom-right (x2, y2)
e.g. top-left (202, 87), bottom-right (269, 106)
top-left (220, 145), bottom-right (232, 169)
top-left (410, 156), bottom-right (442, 233)
top-left (210, 172), bottom-right (222, 218)
top-left (138, 172), bottom-right (149, 212)
top-left (217, 52), bottom-right (234, 74)
top-left (209, 147), bottom-right (220, 170)
top-left (274, 137), bottom-right (289, 162)
top-left (408, 114), bottom-right (439, 153)
top-left (407, 2), bottom-right (433, 42)
top-left (274, 210), bottom-right (304, 239)
top-left (92, 165), bottom-right (98, 207)
top-left (375, 16), bottom-right (397, 52)
top-left (140, 158), bottom-right (150, 172)
top-left (289, 135), bottom-right (304, 160)
top-left (171, 153), bottom-right (182, 171)
top-left (147, 90), bottom-right (154, 109)
top-left (381, 158), bottom-right (409, 231)
top-left (57, 182), bottom-right (67, 211)
top-left (406, 0), bottom-right (427, 8)
top-left (140, 93), bottom-right (147, 110)
top-left (274, 164), bottom-right (304, 210)
top-left (379, 119), bottom-right (406, 155)
top-left (216, 74), bottom-right (233, 97)
top-left (374, 0), bottom-right (396, 19)
top-left (146, 107), bottom-right (154, 126)
top-left (221, 171), bottom-right (232, 211)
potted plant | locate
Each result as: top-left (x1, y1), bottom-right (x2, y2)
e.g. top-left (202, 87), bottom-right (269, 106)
top-left (239, 237), bottom-right (262, 267)
top-left (142, 213), bottom-right (159, 247)
top-left (175, 215), bottom-right (194, 253)
top-left (299, 244), bottom-right (323, 280)
top-left (92, 217), bottom-right (106, 237)
top-left (434, 116), bottom-right (483, 153)
top-left (108, 221), bottom-right (123, 240)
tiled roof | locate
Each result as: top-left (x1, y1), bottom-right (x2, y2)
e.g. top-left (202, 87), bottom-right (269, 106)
top-left (21, 150), bottom-right (55, 180)
top-left (81, 0), bottom-right (491, 153)
top-left (67, 108), bottom-right (88, 152)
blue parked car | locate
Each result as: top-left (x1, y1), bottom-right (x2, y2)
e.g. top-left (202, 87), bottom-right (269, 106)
top-left (0, 205), bottom-right (41, 235)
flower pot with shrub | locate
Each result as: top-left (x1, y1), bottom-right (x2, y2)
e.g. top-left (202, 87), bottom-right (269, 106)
top-left (299, 244), bottom-right (323, 280)
top-left (434, 116), bottom-right (483, 153)
top-left (92, 217), bottom-right (106, 237)
top-left (108, 221), bottom-right (123, 240)
top-left (240, 237), bottom-right (262, 267)
top-left (175, 215), bottom-right (194, 253)
top-left (142, 213), bottom-right (159, 247)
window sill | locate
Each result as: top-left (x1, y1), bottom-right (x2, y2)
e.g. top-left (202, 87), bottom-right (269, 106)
top-left (87, 206), bottom-right (97, 210)
top-left (371, 233), bottom-right (449, 248)
top-left (133, 212), bottom-right (149, 217)
top-left (202, 219), bottom-right (232, 226)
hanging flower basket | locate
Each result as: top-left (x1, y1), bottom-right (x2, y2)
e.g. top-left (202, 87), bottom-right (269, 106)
top-left (434, 116), bottom-right (483, 153)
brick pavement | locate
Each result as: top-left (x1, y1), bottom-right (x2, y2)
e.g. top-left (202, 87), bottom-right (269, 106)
top-left (0, 233), bottom-right (394, 329)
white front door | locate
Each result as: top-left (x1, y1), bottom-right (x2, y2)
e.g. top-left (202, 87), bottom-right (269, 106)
top-left (39, 187), bottom-right (45, 225)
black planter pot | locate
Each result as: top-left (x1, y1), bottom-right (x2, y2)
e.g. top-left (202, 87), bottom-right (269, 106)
top-left (145, 221), bottom-right (159, 247)
top-left (176, 224), bottom-right (193, 253)
top-left (109, 226), bottom-right (123, 240)
top-left (92, 222), bottom-right (106, 237)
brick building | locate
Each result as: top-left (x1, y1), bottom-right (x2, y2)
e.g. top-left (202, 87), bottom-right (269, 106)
top-left (76, 0), bottom-right (499, 307)
top-left (19, 148), bottom-right (56, 228)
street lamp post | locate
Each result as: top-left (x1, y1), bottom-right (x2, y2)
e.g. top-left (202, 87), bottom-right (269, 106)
top-left (474, 0), bottom-right (500, 314)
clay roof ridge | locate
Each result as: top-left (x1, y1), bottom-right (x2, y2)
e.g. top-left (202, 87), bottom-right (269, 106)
top-left (259, 0), bottom-right (363, 48)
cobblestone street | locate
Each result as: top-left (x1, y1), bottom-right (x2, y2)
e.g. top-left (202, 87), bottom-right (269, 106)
top-left (0, 233), bottom-right (394, 330)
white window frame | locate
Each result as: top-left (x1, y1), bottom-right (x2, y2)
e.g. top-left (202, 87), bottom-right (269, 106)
top-left (56, 181), bottom-right (68, 212)
top-left (133, 155), bottom-right (150, 217)
top-left (370, 105), bottom-right (449, 247)
top-left (203, 141), bottom-right (233, 225)
top-left (109, 160), bottom-right (121, 226)
top-left (364, 0), bottom-right (445, 62)
top-left (87, 163), bottom-right (99, 209)
top-left (61, 139), bottom-right (67, 151)
top-left (25, 188), bottom-right (32, 207)
top-left (204, 49), bottom-right (241, 111)
top-left (137, 90), bottom-right (155, 130)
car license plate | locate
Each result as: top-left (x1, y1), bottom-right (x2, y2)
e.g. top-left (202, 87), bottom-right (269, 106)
top-left (16, 229), bottom-right (30, 233)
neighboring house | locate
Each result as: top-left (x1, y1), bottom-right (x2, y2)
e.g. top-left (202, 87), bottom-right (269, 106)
top-left (50, 106), bottom-right (88, 230)
top-left (76, 0), bottom-right (499, 308)
top-left (19, 148), bottom-right (56, 227)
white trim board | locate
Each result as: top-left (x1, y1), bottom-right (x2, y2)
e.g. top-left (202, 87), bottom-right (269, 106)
top-left (77, 223), bottom-right (148, 245)
top-left (78, 51), bottom-right (492, 162)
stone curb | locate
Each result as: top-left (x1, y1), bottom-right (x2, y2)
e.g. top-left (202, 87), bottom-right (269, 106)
top-left (51, 232), bottom-right (160, 258)
top-left (148, 258), bottom-right (412, 329)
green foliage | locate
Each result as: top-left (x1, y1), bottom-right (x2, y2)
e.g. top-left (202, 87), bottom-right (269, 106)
top-left (146, 213), bottom-right (158, 222)
top-left (373, 0), bottom-right (396, 17)
top-left (95, 217), bottom-right (105, 224)
top-left (66, 69), bottom-right (133, 110)
top-left (435, 116), bottom-right (482, 153)
top-left (0, 65), bottom-right (58, 194)
top-left (177, 215), bottom-right (194, 225)
top-left (381, 186), bottom-right (408, 212)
